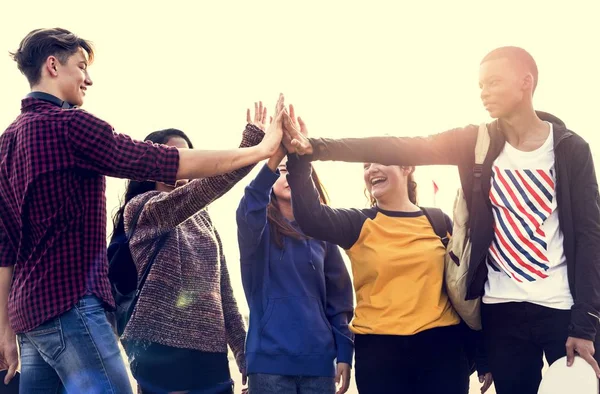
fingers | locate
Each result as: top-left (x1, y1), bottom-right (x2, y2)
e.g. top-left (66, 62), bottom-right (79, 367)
top-left (580, 350), bottom-right (600, 378)
top-left (289, 104), bottom-right (296, 123)
top-left (566, 340), bottom-right (575, 366)
top-left (275, 93), bottom-right (285, 115)
top-left (256, 101), bottom-right (264, 124)
top-left (480, 373), bottom-right (493, 393)
top-left (246, 108), bottom-right (251, 123)
top-left (262, 106), bottom-right (267, 124)
top-left (298, 117), bottom-right (308, 135)
top-left (4, 362), bottom-right (16, 385)
top-left (336, 368), bottom-right (350, 394)
top-left (342, 369), bottom-right (350, 394)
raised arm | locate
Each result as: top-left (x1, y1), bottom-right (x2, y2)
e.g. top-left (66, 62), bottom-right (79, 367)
top-left (130, 124), bottom-right (265, 232)
top-left (67, 94), bottom-right (286, 184)
top-left (236, 102), bottom-right (289, 260)
top-left (284, 112), bottom-right (475, 167)
top-left (286, 154), bottom-right (365, 250)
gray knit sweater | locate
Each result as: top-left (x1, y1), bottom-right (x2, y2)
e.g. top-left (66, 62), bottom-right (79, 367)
top-left (121, 125), bottom-right (263, 370)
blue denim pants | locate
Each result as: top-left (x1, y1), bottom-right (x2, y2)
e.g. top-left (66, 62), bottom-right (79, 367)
top-left (248, 374), bottom-right (335, 394)
top-left (17, 295), bottom-right (133, 394)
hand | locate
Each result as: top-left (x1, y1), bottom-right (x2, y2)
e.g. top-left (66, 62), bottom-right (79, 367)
top-left (0, 330), bottom-right (18, 385)
top-left (286, 116), bottom-right (313, 155)
top-left (246, 101), bottom-right (268, 131)
top-left (566, 336), bottom-right (600, 378)
top-left (478, 372), bottom-right (493, 393)
top-left (281, 104), bottom-right (300, 153)
top-left (335, 362), bottom-right (351, 394)
top-left (258, 94), bottom-right (285, 158)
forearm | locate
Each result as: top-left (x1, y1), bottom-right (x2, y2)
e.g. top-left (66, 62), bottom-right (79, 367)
top-left (267, 150), bottom-right (286, 172)
top-left (177, 145), bottom-right (268, 180)
top-left (307, 127), bottom-right (469, 166)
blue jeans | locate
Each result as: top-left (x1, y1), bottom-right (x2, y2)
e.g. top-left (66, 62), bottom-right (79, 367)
top-left (248, 374), bottom-right (335, 394)
top-left (18, 295), bottom-right (133, 394)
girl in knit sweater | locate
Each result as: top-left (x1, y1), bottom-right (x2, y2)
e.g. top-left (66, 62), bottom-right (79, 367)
top-left (112, 104), bottom-right (275, 394)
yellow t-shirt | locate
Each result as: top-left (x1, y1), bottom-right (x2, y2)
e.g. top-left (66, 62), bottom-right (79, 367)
top-left (345, 208), bottom-right (459, 335)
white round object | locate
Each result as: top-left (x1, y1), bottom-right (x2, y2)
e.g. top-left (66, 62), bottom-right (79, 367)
top-left (538, 356), bottom-right (598, 394)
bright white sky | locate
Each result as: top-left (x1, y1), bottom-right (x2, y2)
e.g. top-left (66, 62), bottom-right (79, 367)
top-left (1, 1), bottom-right (599, 314)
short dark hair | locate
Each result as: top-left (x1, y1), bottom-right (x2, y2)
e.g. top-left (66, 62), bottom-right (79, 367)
top-left (9, 28), bottom-right (94, 87)
top-left (481, 46), bottom-right (538, 93)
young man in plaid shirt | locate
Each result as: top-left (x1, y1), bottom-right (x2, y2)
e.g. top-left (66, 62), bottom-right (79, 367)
top-left (0, 28), bottom-right (284, 393)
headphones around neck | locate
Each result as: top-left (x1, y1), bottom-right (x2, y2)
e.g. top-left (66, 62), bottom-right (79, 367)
top-left (26, 92), bottom-right (74, 109)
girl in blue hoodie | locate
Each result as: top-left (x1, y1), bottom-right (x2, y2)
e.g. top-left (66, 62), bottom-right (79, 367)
top-left (236, 105), bottom-right (354, 394)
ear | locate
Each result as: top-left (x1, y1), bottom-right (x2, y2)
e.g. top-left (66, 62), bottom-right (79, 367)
top-left (402, 166), bottom-right (415, 176)
top-left (45, 56), bottom-right (59, 77)
top-left (522, 73), bottom-right (535, 93)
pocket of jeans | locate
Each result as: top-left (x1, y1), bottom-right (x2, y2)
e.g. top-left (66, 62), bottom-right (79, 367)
top-left (24, 318), bottom-right (66, 361)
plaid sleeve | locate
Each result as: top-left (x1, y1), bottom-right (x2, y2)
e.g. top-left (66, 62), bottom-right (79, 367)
top-left (0, 226), bottom-right (16, 267)
top-left (65, 110), bottom-right (179, 184)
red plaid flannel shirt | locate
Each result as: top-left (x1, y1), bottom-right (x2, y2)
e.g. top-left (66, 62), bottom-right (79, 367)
top-left (0, 97), bottom-right (179, 333)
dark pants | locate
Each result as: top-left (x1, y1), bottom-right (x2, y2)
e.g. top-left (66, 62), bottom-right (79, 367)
top-left (125, 340), bottom-right (233, 394)
top-left (482, 302), bottom-right (600, 394)
top-left (354, 325), bottom-right (470, 394)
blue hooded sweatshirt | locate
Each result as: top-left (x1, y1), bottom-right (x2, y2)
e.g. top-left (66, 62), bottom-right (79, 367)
top-left (236, 164), bottom-right (354, 377)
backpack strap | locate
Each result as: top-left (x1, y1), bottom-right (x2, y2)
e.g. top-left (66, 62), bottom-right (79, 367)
top-left (472, 123), bottom-right (491, 194)
top-left (422, 207), bottom-right (450, 249)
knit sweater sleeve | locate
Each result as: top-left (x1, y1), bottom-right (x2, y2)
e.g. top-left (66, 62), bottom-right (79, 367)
top-left (216, 230), bottom-right (247, 371)
top-left (129, 125), bottom-right (263, 234)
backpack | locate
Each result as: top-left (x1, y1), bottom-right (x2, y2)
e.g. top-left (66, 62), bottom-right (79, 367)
top-left (422, 123), bottom-right (490, 331)
top-left (107, 198), bottom-right (170, 336)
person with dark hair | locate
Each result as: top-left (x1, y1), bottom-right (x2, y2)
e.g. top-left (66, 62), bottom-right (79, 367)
top-left (236, 106), bottom-right (354, 394)
top-left (114, 118), bottom-right (268, 393)
top-left (284, 118), bottom-right (472, 394)
top-left (284, 46), bottom-right (600, 394)
top-left (0, 28), bottom-right (284, 393)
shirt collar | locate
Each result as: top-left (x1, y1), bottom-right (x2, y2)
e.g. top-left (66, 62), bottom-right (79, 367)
top-left (23, 92), bottom-right (75, 110)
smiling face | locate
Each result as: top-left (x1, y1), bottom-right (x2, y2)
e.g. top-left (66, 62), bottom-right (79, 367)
top-left (363, 163), bottom-right (410, 204)
top-left (54, 47), bottom-right (93, 106)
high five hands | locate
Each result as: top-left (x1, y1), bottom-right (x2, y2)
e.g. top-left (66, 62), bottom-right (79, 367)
top-left (247, 94), bottom-right (314, 157)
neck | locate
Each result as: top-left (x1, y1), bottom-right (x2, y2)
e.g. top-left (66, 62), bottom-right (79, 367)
top-left (278, 199), bottom-right (295, 221)
top-left (499, 102), bottom-right (547, 146)
top-left (376, 194), bottom-right (419, 212)
top-left (31, 82), bottom-right (65, 103)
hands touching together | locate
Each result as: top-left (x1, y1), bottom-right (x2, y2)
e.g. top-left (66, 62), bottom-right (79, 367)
top-left (246, 94), bottom-right (314, 165)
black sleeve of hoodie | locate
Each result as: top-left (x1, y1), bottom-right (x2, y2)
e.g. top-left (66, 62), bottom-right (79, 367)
top-left (286, 154), bottom-right (367, 250)
top-left (306, 126), bottom-right (475, 166)
top-left (570, 141), bottom-right (600, 340)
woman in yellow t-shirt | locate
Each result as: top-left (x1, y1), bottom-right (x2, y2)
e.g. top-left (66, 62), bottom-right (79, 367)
top-left (287, 145), bottom-right (483, 393)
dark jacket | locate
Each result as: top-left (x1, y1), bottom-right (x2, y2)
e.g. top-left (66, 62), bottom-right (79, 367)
top-left (306, 111), bottom-right (600, 341)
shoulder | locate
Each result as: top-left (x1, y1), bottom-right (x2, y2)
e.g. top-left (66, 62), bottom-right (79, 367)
top-left (67, 108), bottom-right (113, 133)
top-left (124, 191), bottom-right (162, 223)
